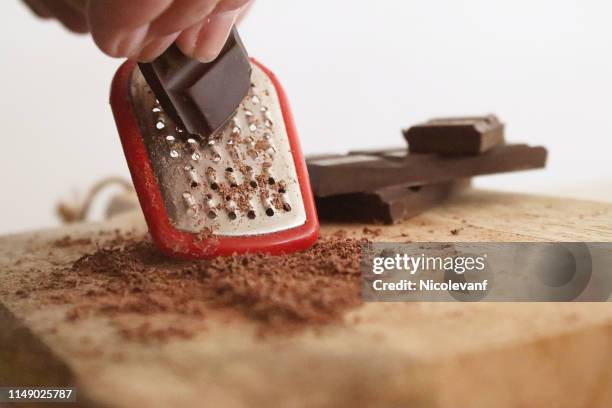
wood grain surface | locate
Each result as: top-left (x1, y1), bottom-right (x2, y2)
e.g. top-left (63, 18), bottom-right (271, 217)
top-left (1, 189), bottom-right (612, 408)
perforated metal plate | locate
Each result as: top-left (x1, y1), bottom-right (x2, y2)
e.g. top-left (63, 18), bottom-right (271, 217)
top-left (129, 64), bottom-right (306, 236)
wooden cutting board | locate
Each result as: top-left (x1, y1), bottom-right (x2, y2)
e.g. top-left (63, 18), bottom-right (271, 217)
top-left (1, 189), bottom-right (612, 408)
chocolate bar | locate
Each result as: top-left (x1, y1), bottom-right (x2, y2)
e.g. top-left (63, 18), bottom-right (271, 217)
top-left (348, 147), bottom-right (407, 159)
top-left (308, 144), bottom-right (547, 197)
top-left (138, 27), bottom-right (252, 138)
top-left (315, 179), bottom-right (470, 224)
top-left (404, 115), bottom-right (505, 155)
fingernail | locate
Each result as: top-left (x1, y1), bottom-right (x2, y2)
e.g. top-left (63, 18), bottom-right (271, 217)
top-left (114, 27), bottom-right (148, 58)
top-left (131, 34), bottom-right (178, 62)
top-left (192, 10), bottom-right (240, 62)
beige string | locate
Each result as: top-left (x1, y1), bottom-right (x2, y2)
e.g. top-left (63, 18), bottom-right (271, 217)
top-left (56, 177), bottom-right (134, 224)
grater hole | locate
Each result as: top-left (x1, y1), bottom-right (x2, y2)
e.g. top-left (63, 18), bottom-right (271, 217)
top-left (247, 210), bottom-right (256, 220)
top-left (228, 211), bottom-right (237, 220)
top-left (226, 167), bottom-right (234, 173)
top-left (250, 180), bottom-right (258, 188)
top-left (210, 183), bottom-right (219, 191)
top-left (207, 210), bottom-right (217, 220)
top-left (266, 208), bottom-right (275, 217)
top-left (268, 177), bottom-right (276, 185)
top-left (283, 203), bottom-right (292, 212)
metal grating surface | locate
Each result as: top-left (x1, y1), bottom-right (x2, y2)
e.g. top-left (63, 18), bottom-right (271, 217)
top-left (129, 64), bottom-right (306, 236)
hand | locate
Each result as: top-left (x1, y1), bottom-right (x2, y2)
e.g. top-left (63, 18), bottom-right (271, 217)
top-left (22, 0), bottom-right (252, 62)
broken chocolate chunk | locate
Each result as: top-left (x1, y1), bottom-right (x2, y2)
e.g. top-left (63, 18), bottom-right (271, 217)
top-left (348, 147), bottom-right (408, 160)
top-left (138, 27), bottom-right (252, 138)
top-left (404, 115), bottom-right (505, 156)
top-left (315, 179), bottom-right (471, 224)
top-left (307, 144), bottom-right (547, 197)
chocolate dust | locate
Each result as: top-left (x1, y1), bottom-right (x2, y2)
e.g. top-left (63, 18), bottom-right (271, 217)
top-left (31, 233), bottom-right (365, 341)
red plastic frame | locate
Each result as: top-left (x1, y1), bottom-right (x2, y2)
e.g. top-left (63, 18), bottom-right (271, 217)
top-left (110, 59), bottom-right (319, 259)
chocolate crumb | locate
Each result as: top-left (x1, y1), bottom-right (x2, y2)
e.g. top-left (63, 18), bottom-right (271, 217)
top-left (450, 229), bottom-right (461, 236)
top-left (118, 322), bottom-right (194, 343)
top-left (33, 235), bottom-right (365, 341)
top-left (52, 235), bottom-right (93, 248)
top-left (331, 230), bottom-right (349, 239)
top-left (65, 308), bottom-right (81, 322)
top-left (362, 227), bottom-right (382, 237)
top-left (14, 289), bottom-right (28, 298)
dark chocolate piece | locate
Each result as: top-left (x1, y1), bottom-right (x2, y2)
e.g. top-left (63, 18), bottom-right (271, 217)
top-left (303, 153), bottom-right (344, 162)
top-left (315, 179), bottom-right (470, 224)
top-left (138, 27), bottom-right (251, 137)
top-left (404, 115), bottom-right (505, 155)
top-left (348, 147), bottom-right (408, 160)
top-left (307, 144), bottom-right (547, 197)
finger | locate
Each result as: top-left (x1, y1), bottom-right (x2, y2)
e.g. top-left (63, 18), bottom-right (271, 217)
top-left (130, 32), bottom-right (180, 62)
top-left (88, 0), bottom-right (173, 29)
top-left (175, 8), bottom-right (239, 62)
top-left (87, 1), bottom-right (158, 57)
top-left (87, 0), bottom-right (248, 59)
top-left (173, 20), bottom-right (204, 58)
top-left (213, 0), bottom-right (251, 14)
top-left (44, 0), bottom-right (89, 33)
top-left (91, 24), bottom-right (150, 58)
top-left (64, 0), bottom-right (87, 11)
top-left (236, 0), bottom-right (254, 22)
top-left (148, 0), bottom-right (220, 37)
top-left (88, 0), bottom-right (174, 57)
top-left (22, 0), bottom-right (53, 18)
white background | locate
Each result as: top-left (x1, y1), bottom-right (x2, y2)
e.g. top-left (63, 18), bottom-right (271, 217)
top-left (1, 0), bottom-right (611, 234)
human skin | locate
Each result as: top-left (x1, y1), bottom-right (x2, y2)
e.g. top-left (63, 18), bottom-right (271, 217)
top-left (22, 0), bottom-right (252, 62)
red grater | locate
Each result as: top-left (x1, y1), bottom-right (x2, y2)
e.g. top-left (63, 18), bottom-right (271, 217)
top-left (110, 59), bottom-right (319, 259)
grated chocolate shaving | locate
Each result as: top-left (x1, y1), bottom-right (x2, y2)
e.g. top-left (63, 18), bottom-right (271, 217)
top-left (32, 234), bottom-right (365, 341)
